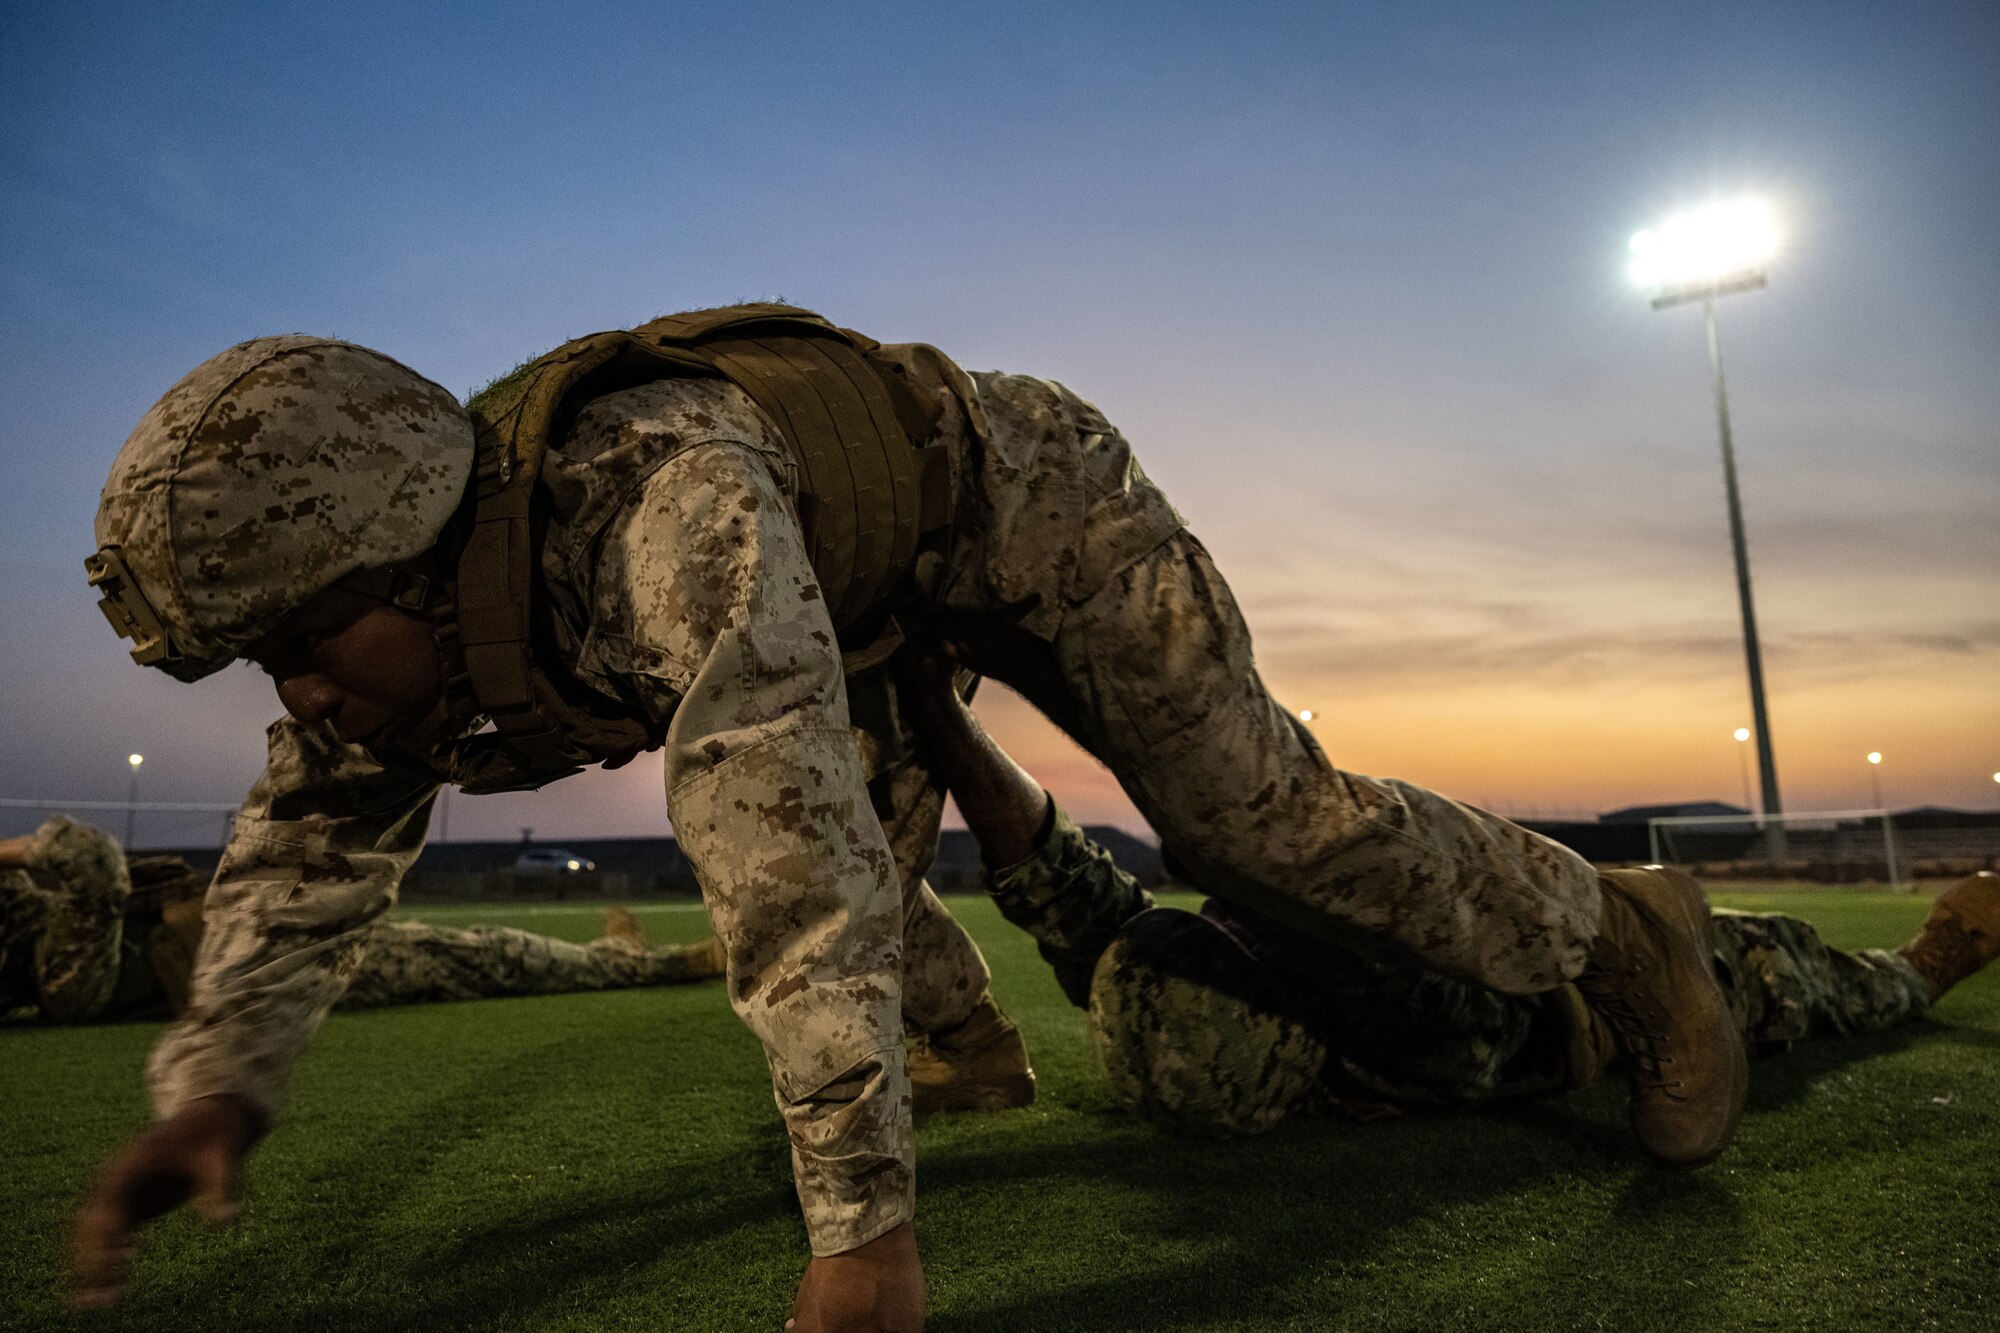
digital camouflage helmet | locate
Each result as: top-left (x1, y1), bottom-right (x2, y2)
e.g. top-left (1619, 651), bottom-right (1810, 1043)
top-left (88, 336), bottom-right (474, 682)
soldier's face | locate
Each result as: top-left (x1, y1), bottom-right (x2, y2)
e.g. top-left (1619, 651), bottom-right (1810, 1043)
top-left (245, 590), bottom-right (444, 748)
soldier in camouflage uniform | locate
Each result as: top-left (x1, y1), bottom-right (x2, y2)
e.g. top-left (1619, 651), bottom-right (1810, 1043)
top-left (73, 311), bottom-right (1748, 1331)
top-left (894, 648), bottom-right (1998, 1135)
top-left (1006, 812), bottom-right (1976, 1135)
top-left (0, 817), bottom-right (133, 1023)
top-left (1, 816), bottom-right (723, 1024)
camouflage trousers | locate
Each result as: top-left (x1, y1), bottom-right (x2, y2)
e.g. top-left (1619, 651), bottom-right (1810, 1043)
top-left (991, 810), bottom-right (1932, 1136)
top-left (946, 475), bottom-right (1601, 997)
top-left (0, 817), bottom-right (131, 1022)
top-left (338, 919), bottom-right (722, 1009)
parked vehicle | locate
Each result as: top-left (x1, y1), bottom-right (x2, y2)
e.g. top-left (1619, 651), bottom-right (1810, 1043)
top-left (514, 848), bottom-right (595, 874)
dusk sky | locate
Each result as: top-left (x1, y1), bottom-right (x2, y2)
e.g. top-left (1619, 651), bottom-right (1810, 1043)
top-left (2, 1), bottom-right (1994, 848)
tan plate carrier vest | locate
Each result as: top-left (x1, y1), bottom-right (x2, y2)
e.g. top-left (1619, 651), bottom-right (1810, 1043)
top-left (439, 304), bottom-right (955, 793)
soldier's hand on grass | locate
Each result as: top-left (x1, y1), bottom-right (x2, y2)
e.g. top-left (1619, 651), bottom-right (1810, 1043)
top-left (71, 1093), bottom-right (262, 1308)
top-left (787, 1221), bottom-right (925, 1332)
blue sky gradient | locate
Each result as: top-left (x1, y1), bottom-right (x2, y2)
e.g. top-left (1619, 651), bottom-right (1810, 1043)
top-left (3, 2), bottom-right (1994, 844)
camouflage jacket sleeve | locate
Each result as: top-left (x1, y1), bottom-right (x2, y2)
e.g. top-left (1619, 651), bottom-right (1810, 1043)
top-left (590, 437), bottom-right (911, 1257)
top-left (145, 717), bottom-right (436, 1123)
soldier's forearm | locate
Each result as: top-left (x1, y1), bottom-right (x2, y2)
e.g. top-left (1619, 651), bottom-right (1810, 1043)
top-left (667, 720), bottom-right (912, 1255)
top-left (901, 679), bottom-right (1050, 867)
top-left (146, 722), bottom-right (436, 1121)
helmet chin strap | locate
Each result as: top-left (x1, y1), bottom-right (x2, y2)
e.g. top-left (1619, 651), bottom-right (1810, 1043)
top-left (332, 562), bottom-right (436, 615)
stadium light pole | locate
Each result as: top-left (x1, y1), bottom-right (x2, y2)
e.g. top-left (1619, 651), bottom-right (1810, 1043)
top-left (125, 753), bottom-right (143, 848)
top-left (1630, 198), bottom-right (1787, 859)
top-left (1866, 751), bottom-right (1885, 812)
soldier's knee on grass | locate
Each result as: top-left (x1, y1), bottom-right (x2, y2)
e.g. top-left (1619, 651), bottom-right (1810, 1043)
top-left (1087, 907), bottom-right (1329, 1136)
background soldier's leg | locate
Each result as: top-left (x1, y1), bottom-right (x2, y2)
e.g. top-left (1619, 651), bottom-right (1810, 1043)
top-left (336, 920), bottom-right (720, 1009)
top-left (1708, 908), bottom-right (1931, 1047)
top-left (20, 818), bottom-right (131, 1023)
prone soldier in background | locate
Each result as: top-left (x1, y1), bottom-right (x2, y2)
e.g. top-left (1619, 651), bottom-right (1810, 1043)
top-left (1, 816), bottom-right (723, 1026)
top-left (894, 642), bottom-right (2000, 1133)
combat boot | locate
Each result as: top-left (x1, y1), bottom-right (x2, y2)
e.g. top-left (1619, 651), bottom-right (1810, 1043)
top-left (1898, 871), bottom-right (2000, 1001)
top-left (598, 906), bottom-right (649, 949)
top-left (687, 934), bottom-right (729, 979)
top-left (1574, 867), bottom-right (1748, 1170)
top-left (908, 991), bottom-right (1036, 1114)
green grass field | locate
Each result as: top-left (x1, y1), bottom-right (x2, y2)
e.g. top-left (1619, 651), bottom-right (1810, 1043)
top-left (3, 889), bottom-right (1994, 1331)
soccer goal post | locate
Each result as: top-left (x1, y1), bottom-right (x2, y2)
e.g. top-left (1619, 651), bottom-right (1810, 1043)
top-left (1646, 808), bottom-right (1906, 888)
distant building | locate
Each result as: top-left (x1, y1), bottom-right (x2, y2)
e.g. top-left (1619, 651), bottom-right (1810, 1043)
top-left (1889, 807), bottom-right (2000, 830)
top-left (1597, 801), bottom-right (1751, 826)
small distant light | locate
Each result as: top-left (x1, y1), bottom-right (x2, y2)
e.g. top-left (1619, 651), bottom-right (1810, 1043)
top-left (1867, 752), bottom-right (1882, 765)
top-left (1733, 728), bottom-right (1750, 742)
top-left (128, 753), bottom-right (144, 768)
top-left (1298, 709), bottom-right (1314, 722)
top-left (566, 859), bottom-right (581, 871)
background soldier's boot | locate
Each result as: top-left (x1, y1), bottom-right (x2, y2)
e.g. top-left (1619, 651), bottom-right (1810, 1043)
top-left (908, 991), bottom-right (1036, 1114)
top-left (1898, 871), bottom-right (2000, 1001)
top-left (687, 935), bottom-right (728, 979)
top-left (597, 906), bottom-right (649, 950)
top-left (1576, 867), bottom-right (1749, 1170)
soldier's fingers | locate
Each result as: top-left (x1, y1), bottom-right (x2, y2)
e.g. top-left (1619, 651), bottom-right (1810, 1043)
top-left (69, 1194), bottom-right (137, 1309)
top-left (192, 1143), bottom-right (244, 1227)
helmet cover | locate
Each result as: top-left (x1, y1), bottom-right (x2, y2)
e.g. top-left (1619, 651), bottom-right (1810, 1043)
top-left (91, 336), bottom-right (473, 681)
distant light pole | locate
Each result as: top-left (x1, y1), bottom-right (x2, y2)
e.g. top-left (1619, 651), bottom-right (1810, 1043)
top-left (1866, 752), bottom-right (1885, 812)
top-left (1631, 197), bottom-right (1787, 859)
top-left (125, 753), bottom-right (144, 848)
top-left (1732, 727), bottom-right (1755, 813)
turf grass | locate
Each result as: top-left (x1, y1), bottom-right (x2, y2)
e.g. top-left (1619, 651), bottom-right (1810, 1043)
top-left (1, 888), bottom-right (1994, 1331)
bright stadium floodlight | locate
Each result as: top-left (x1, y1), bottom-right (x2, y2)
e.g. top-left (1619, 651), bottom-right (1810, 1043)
top-left (1628, 198), bottom-right (1781, 309)
top-left (1867, 752), bottom-right (1885, 812)
top-left (1632, 195), bottom-right (1788, 859)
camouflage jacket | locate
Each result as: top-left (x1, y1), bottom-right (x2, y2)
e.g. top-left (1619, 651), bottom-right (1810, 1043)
top-left (147, 356), bottom-right (1185, 1255)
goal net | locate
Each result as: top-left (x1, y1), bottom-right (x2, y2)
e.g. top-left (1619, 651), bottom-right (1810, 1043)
top-left (1645, 809), bottom-right (1906, 888)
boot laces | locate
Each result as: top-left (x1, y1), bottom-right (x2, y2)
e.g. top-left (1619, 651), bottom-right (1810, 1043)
top-left (1578, 968), bottom-right (1681, 1094)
